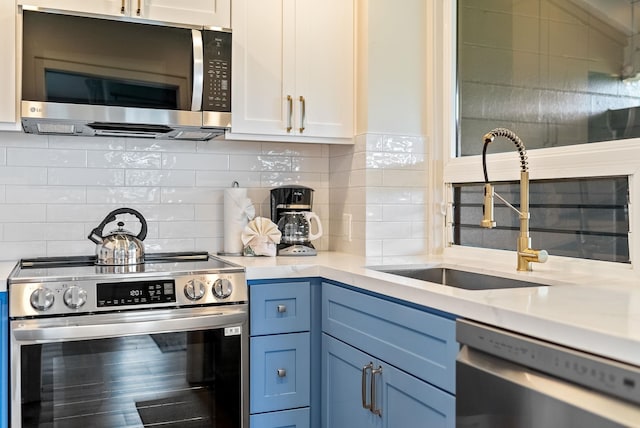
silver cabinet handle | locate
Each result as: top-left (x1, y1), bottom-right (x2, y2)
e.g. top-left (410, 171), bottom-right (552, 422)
top-left (299, 96), bottom-right (306, 133)
top-left (361, 362), bottom-right (373, 409)
top-left (287, 95), bottom-right (293, 133)
top-left (277, 368), bottom-right (287, 377)
top-left (120, 0), bottom-right (126, 14)
top-left (370, 366), bottom-right (383, 417)
top-left (277, 304), bottom-right (287, 313)
top-left (136, 0), bottom-right (141, 15)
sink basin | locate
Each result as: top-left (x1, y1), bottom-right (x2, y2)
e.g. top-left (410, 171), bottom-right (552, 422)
top-left (371, 266), bottom-right (549, 290)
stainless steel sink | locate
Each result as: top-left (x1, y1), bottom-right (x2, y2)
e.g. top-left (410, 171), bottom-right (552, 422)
top-left (371, 266), bottom-right (548, 290)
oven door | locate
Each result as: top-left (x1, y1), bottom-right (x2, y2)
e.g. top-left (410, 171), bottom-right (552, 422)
top-left (456, 346), bottom-right (640, 428)
top-left (10, 305), bottom-right (248, 428)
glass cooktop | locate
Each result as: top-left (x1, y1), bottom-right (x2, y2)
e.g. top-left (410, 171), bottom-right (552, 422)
top-left (10, 252), bottom-right (242, 282)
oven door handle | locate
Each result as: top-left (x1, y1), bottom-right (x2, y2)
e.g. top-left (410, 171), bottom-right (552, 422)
top-left (11, 306), bottom-right (247, 343)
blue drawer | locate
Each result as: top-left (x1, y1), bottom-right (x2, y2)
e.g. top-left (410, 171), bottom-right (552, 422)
top-left (249, 407), bottom-right (310, 428)
top-left (250, 332), bottom-right (311, 414)
top-left (250, 281), bottom-right (311, 336)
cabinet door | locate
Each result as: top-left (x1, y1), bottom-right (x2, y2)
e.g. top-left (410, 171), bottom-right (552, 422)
top-left (231, 0), bottom-right (291, 136)
top-left (17, 0), bottom-right (125, 16)
top-left (0, 0), bottom-right (17, 129)
top-left (231, 0), bottom-right (354, 141)
top-left (142, 0), bottom-right (230, 28)
top-left (379, 357), bottom-right (455, 428)
top-left (294, 0), bottom-right (353, 138)
top-left (322, 334), bottom-right (381, 428)
top-left (250, 332), bottom-right (311, 414)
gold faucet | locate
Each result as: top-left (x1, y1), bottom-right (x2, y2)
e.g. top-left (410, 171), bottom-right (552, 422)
top-left (480, 128), bottom-right (548, 271)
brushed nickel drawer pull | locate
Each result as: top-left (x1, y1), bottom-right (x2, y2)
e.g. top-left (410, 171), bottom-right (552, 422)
top-left (361, 362), bottom-right (373, 409)
top-left (370, 366), bottom-right (383, 417)
top-left (277, 368), bottom-right (287, 377)
top-left (277, 304), bottom-right (287, 313)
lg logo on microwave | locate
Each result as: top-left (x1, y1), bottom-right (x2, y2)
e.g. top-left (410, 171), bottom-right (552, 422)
top-left (29, 106), bottom-right (43, 113)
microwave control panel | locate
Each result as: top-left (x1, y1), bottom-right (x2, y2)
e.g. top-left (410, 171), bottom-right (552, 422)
top-left (203, 31), bottom-right (232, 112)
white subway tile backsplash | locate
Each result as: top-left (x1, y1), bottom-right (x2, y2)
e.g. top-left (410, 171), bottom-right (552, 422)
top-left (126, 169), bottom-right (196, 187)
top-left (49, 135), bottom-right (125, 150)
top-left (196, 171), bottom-right (261, 188)
top-left (8, 148), bottom-right (86, 167)
top-left (86, 187), bottom-right (160, 204)
top-left (0, 167), bottom-right (47, 185)
top-left (0, 204), bottom-right (46, 222)
top-left (159, 221), bottom-right (223, 239)
top-left (0, 242), bottom-right (46, 259)
top-left (87, 151), bottom-right (162, 169)
top-left (126, 139), bottom-right (197, 153)
top-left (161, 187), bottom-right (222, 204)
top-left (0, 129), bottom-right (429, 258)
top-left (230, 154), bottom-right (291, 172)
top-left (45, 223), bottom-right (86, 241)
top-left (162, 152), bottom-right (229, 171)
top-left (0, 131), bottom-right (47, 148)
top-left (6, 186), bottom-right (86, 204)
top-left (292, 156), bottom-right (329, 173)
top-left (262, 142), bottom-right (324, 157)
top-left (4, 223), bottom-right (48, 241)
top-left (194, 204), bottom-right (224, 221)
top-left (48, 168), bottom-right (125, 186)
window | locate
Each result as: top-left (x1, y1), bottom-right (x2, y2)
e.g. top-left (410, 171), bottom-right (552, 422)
top-left (437, 0), bottom-right (640, 267)
top-left (457, 0), bottom-right (640, 156)
top-left (452, 177), bottom-right (630, 263)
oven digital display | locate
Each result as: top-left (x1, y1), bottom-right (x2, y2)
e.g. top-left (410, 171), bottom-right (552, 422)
top-left (97, 280), bottom-right (176, 307)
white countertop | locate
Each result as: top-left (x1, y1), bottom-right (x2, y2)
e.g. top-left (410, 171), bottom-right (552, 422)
top-left (3, 252), bottom-right (639, 367)
top-left (219, 252), bottom-right (640, 367)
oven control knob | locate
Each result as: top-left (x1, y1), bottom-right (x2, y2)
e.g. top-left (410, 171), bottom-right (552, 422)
top-left (63, 286), bottom-right (87, 309)
top-left (184, 279), bottom-right (206, 300)
top-left (212, 278), bottom-right (233, 298)
top-left (30, 287), bottom-right (55, 311)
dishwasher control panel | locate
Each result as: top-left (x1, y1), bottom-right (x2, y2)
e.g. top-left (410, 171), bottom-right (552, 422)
top-left (457, 319), bottom-right (640, 406)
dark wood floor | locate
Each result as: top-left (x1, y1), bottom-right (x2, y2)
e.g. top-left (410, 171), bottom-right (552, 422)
top-left (21, 333), bottom-right (231, 428)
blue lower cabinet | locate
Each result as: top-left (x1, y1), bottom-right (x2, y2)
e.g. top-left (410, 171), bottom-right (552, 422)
top-left (250, 407), bottom-right (310, 428)
top-left (1, 292), bottom-right (6, 428)
top-left (250, 332), bottom-right (311, 414)
top-left (322, 334), bottom-right (454, 428)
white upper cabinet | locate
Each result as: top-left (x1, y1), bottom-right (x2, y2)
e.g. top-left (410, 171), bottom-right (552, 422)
top-left (230, 0), bottom-right (354, 143)
top-left (18, 0), bottom-right (230, 28)
top-left (0, 0), bottom-right (18, 130)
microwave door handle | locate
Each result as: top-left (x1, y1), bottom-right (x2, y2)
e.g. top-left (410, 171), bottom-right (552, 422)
top-left (191, 29), bottom-right (204, 111)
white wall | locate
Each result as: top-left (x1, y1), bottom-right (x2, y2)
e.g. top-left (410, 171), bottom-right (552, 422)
top-left (0, 131), bottom-right (330, 260)
top-left (330, 0), bottom-right (429, 259)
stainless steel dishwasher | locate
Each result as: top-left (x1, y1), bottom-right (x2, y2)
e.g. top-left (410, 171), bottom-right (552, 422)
top-left (456, 319), bottom-right (640, 427)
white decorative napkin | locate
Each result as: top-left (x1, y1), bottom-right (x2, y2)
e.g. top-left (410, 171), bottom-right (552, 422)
top-left (241, 217), bottom-right (281, 256)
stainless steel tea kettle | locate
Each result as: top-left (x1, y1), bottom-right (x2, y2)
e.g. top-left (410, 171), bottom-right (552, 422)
top-left (88, 208), bottom-right (148, 266)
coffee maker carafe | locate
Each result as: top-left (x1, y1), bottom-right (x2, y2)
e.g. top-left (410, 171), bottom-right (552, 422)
top-left (270, 185), bottom-right (323, 256)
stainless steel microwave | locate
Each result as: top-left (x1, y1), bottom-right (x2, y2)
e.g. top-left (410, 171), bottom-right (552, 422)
top-left (21, 9), bottom-right (231, 140)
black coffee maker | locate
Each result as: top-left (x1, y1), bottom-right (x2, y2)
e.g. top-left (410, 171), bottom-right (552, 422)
top-left (270, 185), bottom-right (323, 256)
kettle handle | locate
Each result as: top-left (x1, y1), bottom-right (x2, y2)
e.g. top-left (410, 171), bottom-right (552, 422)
top-left (303, 212), bottom-right (323, 241)
top-left (88, 207), bottom-right (148, 244)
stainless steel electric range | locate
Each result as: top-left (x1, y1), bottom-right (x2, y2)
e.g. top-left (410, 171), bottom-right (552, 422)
top-left (8, 251), bottom-right (249, 428)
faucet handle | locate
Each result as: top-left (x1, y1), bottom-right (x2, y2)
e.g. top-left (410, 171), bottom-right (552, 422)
top-left (481, 183), bottom-right (496, 228)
